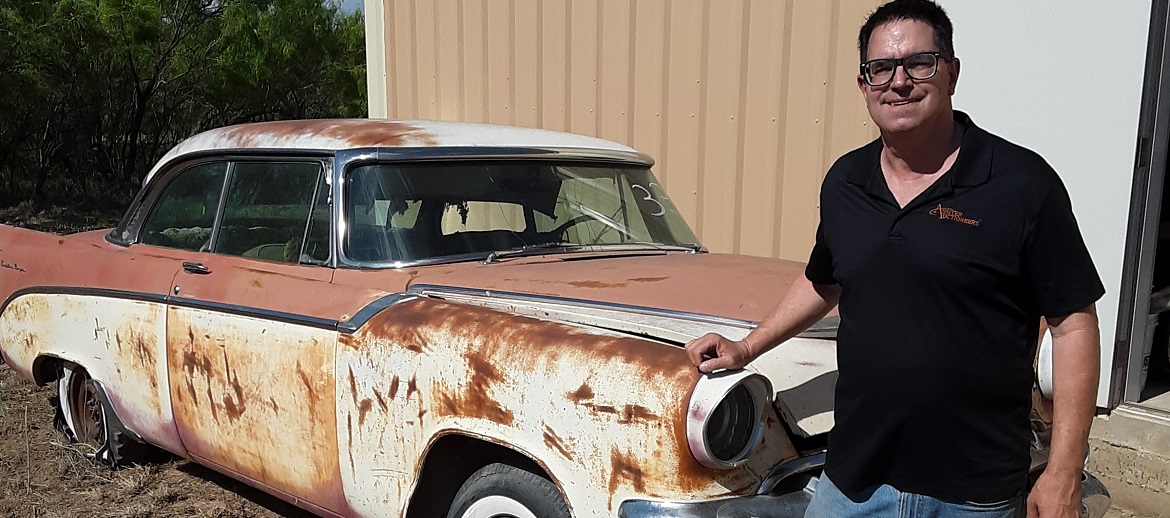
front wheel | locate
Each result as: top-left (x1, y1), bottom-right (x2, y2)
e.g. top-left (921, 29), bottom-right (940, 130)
top-left (448, 463), bottom-right (570, 518)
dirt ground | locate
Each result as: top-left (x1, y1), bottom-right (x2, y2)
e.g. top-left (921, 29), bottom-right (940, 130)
top-left (0, 363), bottom-right (314, 518)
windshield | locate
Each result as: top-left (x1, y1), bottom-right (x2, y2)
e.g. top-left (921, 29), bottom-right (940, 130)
top-left (344, 161), bottom-right (699, 263)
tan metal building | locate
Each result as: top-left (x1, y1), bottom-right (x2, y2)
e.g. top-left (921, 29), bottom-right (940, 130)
top-left (363, 0), bottom-right (881, 261)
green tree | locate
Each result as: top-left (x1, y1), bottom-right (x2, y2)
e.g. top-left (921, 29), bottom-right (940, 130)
top-left (0, 0), bottom-right (367, 207)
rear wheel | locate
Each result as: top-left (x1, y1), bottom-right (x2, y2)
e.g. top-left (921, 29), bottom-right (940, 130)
top-left (448, 463), bottom-right (570, 518)
top-left (53, 364), bottom-right (146, 466)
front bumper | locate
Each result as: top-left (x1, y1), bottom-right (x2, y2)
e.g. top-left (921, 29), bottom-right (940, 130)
top-left (618, 471), bottom-right (1112, 518)
top-left (618, 478), bottom-right (815, 518)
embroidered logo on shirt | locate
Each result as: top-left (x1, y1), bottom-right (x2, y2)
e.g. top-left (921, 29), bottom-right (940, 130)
top-left (929, 204), bottom-right (981, 227)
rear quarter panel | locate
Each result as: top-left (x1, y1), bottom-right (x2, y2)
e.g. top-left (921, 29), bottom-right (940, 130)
top-left (0, 226), bottom-right (187, 454)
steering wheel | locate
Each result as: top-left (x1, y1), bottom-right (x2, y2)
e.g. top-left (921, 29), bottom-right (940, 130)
top-left (551, 214), bottom-right (596, 239)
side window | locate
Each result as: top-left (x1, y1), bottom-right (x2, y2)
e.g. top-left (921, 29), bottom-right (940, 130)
top-left (301, 177), bottom-right (331, 264)
top-left (212, 162), bottom-right (324, 264)
top-left (139, 162), bottom-right (228, 251)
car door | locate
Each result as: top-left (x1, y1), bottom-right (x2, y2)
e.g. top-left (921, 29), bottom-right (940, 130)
top-left (163, 159), bottom-right (351, 514)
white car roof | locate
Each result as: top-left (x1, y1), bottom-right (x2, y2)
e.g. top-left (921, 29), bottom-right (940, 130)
top-left (145, 119), bottom-right (639, 184)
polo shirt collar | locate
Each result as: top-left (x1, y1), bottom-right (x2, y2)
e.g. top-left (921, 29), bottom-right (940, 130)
top-left (845, 111), bottom-right (993, 192)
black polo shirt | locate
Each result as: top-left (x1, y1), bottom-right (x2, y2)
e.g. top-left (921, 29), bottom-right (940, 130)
top-left (806, 111), bottom-right (1104, 504)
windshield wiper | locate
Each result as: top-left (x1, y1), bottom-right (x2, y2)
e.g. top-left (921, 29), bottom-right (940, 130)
top-left (482, 242), bottom-right (581, 264)
top-left (482, 241), bottom-right (705, 264)
top-left (626, 241), bottom-right (706, 253)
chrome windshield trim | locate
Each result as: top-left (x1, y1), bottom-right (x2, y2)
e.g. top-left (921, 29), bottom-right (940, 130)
top-left (338, 244), bottom-right (695, 270)
top-left (364, 146), bottom-right (654, 166)
top-left (331, 149), bottom-right (669, 269)
top-left (407, 283), bottom-right (759, 332)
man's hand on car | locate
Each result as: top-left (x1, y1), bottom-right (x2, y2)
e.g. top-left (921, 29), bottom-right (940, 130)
top-left (686, 333), bottom-right (753, 373)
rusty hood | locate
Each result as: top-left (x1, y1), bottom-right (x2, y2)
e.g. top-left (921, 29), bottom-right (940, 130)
top-left (406, 252), bottom-right (808, 325)
top-left (404, 251), bottom-right (839, 437)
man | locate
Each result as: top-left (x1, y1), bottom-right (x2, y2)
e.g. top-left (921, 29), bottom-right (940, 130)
top-left (685, 1), bottom-right (1103, 517)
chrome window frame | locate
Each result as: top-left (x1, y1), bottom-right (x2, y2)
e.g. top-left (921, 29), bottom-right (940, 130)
top-left (110, 145), bottom-right (660, 269)
top-left (107, 150), bottom-right (333, 254)
top-left (332, 146), bottom-right (659, 270)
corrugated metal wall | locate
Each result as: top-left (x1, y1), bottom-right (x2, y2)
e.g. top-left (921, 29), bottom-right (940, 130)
top-left (367, 0), bottom-right (881, 261)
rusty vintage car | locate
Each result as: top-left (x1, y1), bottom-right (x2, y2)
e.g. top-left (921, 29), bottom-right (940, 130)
top-left (0, 119), bottom-right (1111, 517)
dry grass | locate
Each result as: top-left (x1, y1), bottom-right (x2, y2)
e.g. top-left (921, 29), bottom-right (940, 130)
top-left (0, 365), bottom-right (310, 517)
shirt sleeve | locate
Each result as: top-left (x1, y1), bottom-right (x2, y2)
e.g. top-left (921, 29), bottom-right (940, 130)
top-left (805, 222), bottom-right (837, 285)
top-left (1023, 179), bottom-right (1105, 317)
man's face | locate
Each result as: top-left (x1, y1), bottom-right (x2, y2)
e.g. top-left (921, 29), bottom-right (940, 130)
top-left (858, 19), bottom-right (959, 136)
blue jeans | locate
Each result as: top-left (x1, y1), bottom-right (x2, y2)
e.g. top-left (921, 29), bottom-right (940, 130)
top-left (805, 474), bottom-right (1023, 518)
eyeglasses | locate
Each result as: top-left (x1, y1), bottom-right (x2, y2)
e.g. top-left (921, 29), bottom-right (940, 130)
top-left (860, 51), bottom-right (950, 87)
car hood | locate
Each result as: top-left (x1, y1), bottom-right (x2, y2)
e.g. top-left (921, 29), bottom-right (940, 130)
top-left (406, 251), bottom-right (839, 437)
top-left (407, 251), bottom-right (809, 324)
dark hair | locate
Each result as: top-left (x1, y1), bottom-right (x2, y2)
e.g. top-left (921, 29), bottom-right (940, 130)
top-left (858, 0), bottom-right (954, 62)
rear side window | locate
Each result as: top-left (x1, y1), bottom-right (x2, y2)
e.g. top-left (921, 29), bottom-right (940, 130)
top-left (212, 162), bottom-right (326, 264)
top-left (138, 162), bottom-right (228, 251)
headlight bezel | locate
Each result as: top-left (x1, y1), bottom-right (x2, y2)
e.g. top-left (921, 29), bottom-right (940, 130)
top-left (685, 370), bottom-right (773, 469)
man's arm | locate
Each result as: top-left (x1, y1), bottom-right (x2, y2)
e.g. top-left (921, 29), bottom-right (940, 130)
top-left (685, 275), bottom-right (840, 373)
top-left (1028, 304), bottom-right (1100, 518)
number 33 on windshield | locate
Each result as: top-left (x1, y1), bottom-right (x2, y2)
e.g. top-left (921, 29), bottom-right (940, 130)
top-left (632, 183), bottom-right (667, 217)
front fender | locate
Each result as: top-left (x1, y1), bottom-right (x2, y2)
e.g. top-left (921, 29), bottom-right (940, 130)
top-left (335, 296), bottom-right (798, 517)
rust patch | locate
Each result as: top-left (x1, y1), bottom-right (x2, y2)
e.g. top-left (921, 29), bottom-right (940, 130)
top-left (347, 365), bottom-right (358, 403)
top-left (576, 401), bottom-right (657, 424)
top-left (362, 301), bottom-right (435, 353)
top-left (566, 382), bottom-right (594, 403)
top-left (185, 378), bottom-right (198, 406)
top-left (338, 334), bottom-right (358, 350)
top-left (542, 426), bottom-right (573, 461)
top-left (406, 376), bottom-right (418, 400)
top-left (357, 398), bottom-right (373, 426)
top-left (114, 319), bottom-right (160, 392)
top-left (221, 352), bottom-right (247, 422)
top-left (205, 385), bottom-right (218, 422)
top-left (567, 280), bottom-right (626, 289)
top-left (591, 404), bottom-right (618, 415)
top-left (617, 405), bottom-right (657, 424)
top-left (295, 361), bottom-right (318, 418)
top-left (388, 376), bottom-right (400, 399)
top-left (628, 276), bottom-right (668, 283)
top-left (269, 397), bottom-right (280, 414)
top-left (608, 448), bottom-right (646, 495)
top-left (347, 414), bottom-right (355, 474)
top-left (433, 352), bottom-right (515, 426)
top-left (373, 390), bottom-right (387, 411)
top-left (219, 119), bottom-right (436, 150)
top-left (182, 349), bottom-right (213, 378)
